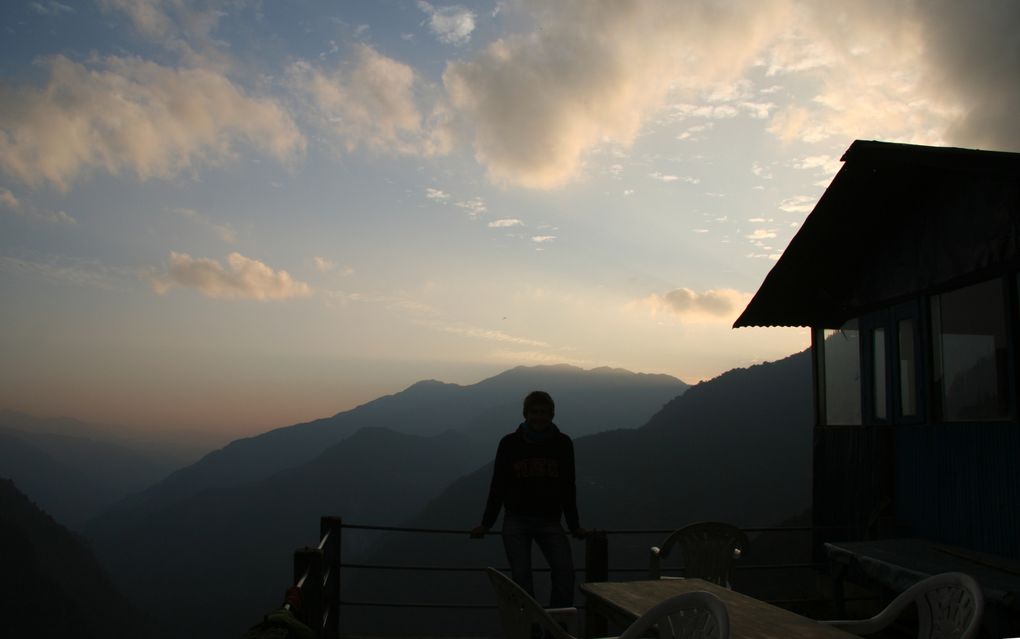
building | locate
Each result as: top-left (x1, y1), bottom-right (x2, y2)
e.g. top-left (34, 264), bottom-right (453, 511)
top-left (735, 140), bottom-right (1020, 561)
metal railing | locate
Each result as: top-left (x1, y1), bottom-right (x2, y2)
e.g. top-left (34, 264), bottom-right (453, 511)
top-left (285, 517), bottom-right (830, 638)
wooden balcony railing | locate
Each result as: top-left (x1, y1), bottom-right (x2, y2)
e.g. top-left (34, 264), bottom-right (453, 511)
top-left (284, 517), bottom-right (833, 638)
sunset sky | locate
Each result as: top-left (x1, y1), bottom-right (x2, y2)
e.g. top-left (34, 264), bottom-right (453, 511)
top-left (2, 0), bottom-right (1018, 437)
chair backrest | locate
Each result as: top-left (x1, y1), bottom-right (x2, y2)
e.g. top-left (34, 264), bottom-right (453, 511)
top-left (618, 591), bottom-right (729, 639)
top-left (485, 568), bottom-right (576, 639)
top-left (890, 572), bottom-right (984, 639)
top-left (649, 522), bottom-right (748, 585)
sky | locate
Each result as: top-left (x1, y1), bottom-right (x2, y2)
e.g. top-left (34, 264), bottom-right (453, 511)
top-left (2, 0), bottom-right (1018, 438)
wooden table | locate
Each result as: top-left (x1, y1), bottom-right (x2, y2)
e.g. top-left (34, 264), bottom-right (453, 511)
top-left (580, 579), bottom-right (858, 639)
top-left (825, 538), bottom-right (1020, 636)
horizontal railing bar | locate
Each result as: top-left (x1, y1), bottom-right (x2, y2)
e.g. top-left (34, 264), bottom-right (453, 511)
top-left (342, 563), bottom-right (514, 572)
top-left (340, 562), bottom-right (824, 573)
top-left (736, 563), bottom-right (823, 570)
top-left (598, 527), bottom-right (815, 535)
top-left (338, 523), bottom-right (827, 535)
top-left (340, 523), bottom-right (497, 535)
top-left (340, 600), bottom-right (501, 609)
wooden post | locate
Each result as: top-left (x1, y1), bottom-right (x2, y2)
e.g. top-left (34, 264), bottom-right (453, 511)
top-left (584, 529), bottom-right (608, 582)
top-left (294, 547), bottom-right (324, 637)
top-left (320, 516), bottom-right (343, 639)
top-left (584, 530), bottom-right (609, 638)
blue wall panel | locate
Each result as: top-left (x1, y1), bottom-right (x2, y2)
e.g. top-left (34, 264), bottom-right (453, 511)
top-left (896, 422), bottom-right (1020, 559)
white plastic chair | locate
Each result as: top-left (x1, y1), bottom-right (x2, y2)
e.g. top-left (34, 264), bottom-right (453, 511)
top-left (820, 571), bottom-right (984, 639)
top-left (649, 522), bottom-right (748, 587)
top-left (486, 567), bottom-right (577, 639)
top-left (486, 567), bottom-right (729, 639)
top-left (618, 590), bottom-right (729, 639)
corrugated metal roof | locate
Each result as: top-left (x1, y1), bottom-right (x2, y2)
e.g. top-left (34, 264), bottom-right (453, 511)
top-left (733, 140), bottom-right (1020, 328)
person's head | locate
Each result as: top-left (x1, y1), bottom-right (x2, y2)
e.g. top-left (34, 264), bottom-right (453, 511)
top-left (522, 390), bottom-right (555, 430)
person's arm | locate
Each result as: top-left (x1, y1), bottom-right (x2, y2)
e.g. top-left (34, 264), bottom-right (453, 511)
top-left (477, 438), bottom-right (509, 532)
top-left (561, 437), bottom-right (581, 533)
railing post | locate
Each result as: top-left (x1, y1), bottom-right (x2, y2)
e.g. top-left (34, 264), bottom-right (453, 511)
top-left (584, 530), bottom-right (609, 639)
top-left (320, 516), bottom-right (342, 639)
top-left (294, 547), bottom-right (324, 637)
top-left (584, 529), bottom-right (608, 582)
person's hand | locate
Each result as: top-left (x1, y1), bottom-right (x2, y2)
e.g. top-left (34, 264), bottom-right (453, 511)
top-left (470, 525), bottom-right (489, 539)
top-left (570, 527), bottom-right (589, 539)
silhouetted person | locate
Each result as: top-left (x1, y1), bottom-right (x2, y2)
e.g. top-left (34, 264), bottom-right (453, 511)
top-left (471, 390), bottom-right (586, 607)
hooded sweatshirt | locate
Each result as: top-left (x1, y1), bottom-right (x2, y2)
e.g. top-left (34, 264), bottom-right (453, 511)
top-left (481, 422), bottom-right (580, 531)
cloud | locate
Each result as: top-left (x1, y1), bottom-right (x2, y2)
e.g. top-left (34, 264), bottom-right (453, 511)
top-left (778, 195), bottom-right (816, 214)
top-left (751, 162), bottom-right (773, 179)
top-left (425, 187), bottom-right (450, 200)
top-left (531, 235), bottom-right (556, 243)
top-left (417, 2), bottom-right (477, 46)
top-left (289, 44), bottom-right (451, 157)
top-left (761, 2), bottom-right (970, 147)
top-left (746, 229), bottom-right (777, 240)
top-left (677, 122), bottom-right (713, 141)
top-left (488, 218), bottom-right (523, 228)
top-left (455, 197), bottom-right (486, 216)
top-left (443, 0), bottom-right (790, 189)
top-left (100, 0), bottom-right (175, 41)
top-left (314, 257), bottom-right (353, 276)
top-left (435, 0), bottom-right (1019, 175)
top-left (0, 254), bottom-right (125, 289)
top-left (426, 321), bottom-right (551, 348)
top-left (0, 188), bottom-right (19, 210)
top-left (650, 172), bottom-right (700, 184)
top-left (171, 207), bottom-right (236, 243)
top-left (313, 256), bottom-right (336, 272)
top-left (150, 252), bottom-right (312, 301)
top-left (0, 55), bottom-right (304, 190)
top-left (636, 287), bottom-right (749, 323)
top-left (29, 2), bottom-right (74, 16)
top-left (489, 349), bottom-right (592, 367)
top-left (916, 1), bottom-right (1020, 150)
top-left (0, 187), bottom-right (76, 225)
top-left (97, 0), bottom-right (230, 66)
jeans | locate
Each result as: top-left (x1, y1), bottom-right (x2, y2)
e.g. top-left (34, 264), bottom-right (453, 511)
top-left (501, 512), bottom-right (575, 607)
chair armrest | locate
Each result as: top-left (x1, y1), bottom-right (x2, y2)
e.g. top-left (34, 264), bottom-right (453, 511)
top-left (545, 607), bottom-right (577, 621)
top-left (648, 546), bottom-right (662, 579)
top-left (545, 606), bottom-right (578, 636)
top-left (819, 616), bottom-right (892, 635)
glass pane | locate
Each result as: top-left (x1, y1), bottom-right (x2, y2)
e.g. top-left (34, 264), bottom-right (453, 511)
top-left (932, 279), bottom-right (1009, 421)
top-left (898, 319), bottom-right (918, 417)
top-left (823, 320), bottom-right (862, 425)
top-left (873, 329), bottom-right (887, 420)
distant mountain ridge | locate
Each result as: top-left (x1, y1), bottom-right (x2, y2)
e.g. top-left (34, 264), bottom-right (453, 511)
top-left (84, 364), bottom-right (687, 639)
top-left (102, 364), bottom-right (687, 513)
top-left (0, 409), bottom-right (225, 462)
top-left (0, 415), bottom-right (189, 529)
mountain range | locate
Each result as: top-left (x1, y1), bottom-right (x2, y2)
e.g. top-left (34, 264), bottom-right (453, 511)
top-left (83, 364), bottom-right (687, 638)
top-left (5, 354), bottom-right (815, 638)
top-left (0, 411), bottom-right (198, 529)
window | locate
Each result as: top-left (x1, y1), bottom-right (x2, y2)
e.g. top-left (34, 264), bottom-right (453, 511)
top-left (822, 320), bottom-right (862, 425)
top-left (897, 319), bottom-right (918, 417)
top-left (873, 328), bottom-right (887, 420)
top-left (931, 278), bottom-right (1009, 421)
